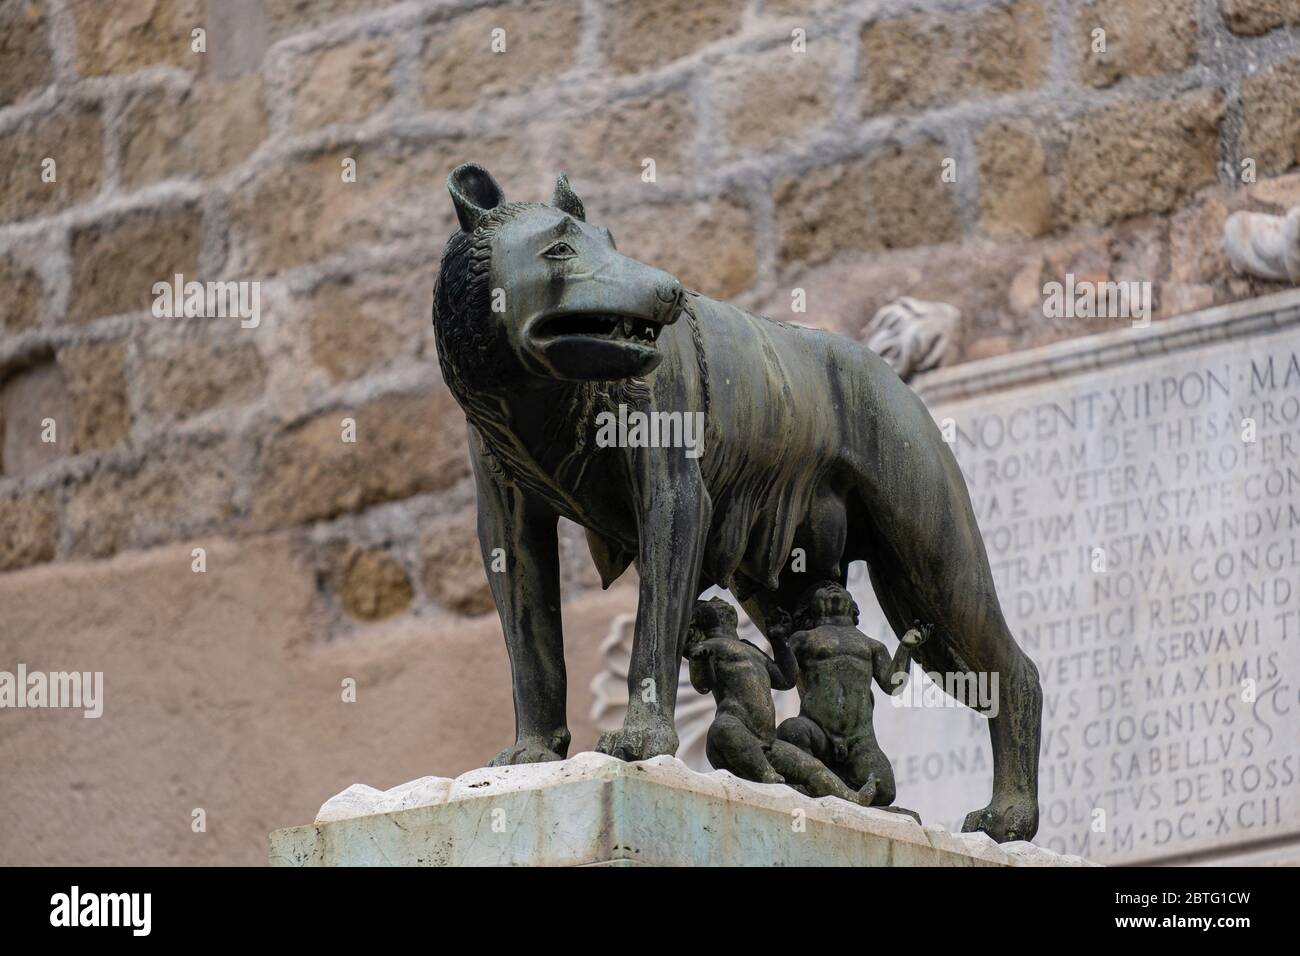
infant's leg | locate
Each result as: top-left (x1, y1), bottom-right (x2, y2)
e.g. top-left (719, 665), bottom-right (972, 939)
top-left (706, 714), bottom-right (784, 784)
top-left (767, 740), bottom-right (864, 805)
top-left (844, 735), bottom-right (897, 806)
top-left (775, 715), bottom-right (831, 763)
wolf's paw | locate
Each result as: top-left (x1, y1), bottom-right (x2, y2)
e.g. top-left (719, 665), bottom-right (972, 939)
top-left (962, 794), bottom-right (1039, 843)
top-left (596, 717), bottom-right (679, 762)
top-left (488, 733), bottom-right (568, 767)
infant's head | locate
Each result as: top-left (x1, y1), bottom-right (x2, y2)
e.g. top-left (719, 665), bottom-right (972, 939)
top-left (795, 582), bottom-right (859, 629)
top-left (685, 597), bottom-right (739, 649)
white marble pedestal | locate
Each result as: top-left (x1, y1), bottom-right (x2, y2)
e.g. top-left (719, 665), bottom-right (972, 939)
top-left (270, 752), bottom-right (1095, 867)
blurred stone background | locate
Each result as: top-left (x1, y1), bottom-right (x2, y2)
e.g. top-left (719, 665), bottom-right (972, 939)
top-left (0, 0), bottom-right (1297, 863)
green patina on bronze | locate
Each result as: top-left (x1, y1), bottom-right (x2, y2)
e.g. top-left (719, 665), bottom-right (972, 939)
top-left (432, 163), bottom-right (1043, 842)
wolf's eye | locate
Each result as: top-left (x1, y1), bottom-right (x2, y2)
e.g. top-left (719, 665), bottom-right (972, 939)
top-left (541, 241), bottom-right (578, 260)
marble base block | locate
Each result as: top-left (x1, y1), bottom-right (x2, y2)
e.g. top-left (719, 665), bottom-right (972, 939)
top-left (270, 752), bottom-right (1096, 867)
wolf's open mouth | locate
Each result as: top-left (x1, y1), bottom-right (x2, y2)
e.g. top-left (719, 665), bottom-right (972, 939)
top-left (535, 313), bottom-right (662, 344)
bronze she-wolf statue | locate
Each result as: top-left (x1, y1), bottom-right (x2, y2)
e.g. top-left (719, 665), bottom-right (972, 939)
top-left (431, 162), bottom-right (1043, 842)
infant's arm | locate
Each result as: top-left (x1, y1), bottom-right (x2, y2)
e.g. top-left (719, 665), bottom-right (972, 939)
top-left (876, 623), bottom-right (931, 695)
top-left (686, 642), bottom-right (716, 694)
top-left (764, 625), bottom-right (799, 691)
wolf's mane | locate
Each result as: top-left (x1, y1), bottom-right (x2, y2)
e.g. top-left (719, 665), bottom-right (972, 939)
top-left (432, 200), bottom-right (535, 401)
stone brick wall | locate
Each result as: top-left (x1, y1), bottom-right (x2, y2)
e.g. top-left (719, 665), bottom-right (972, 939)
top-left (3, 0), bottom-right (1300, 593)
top-left (0, 0), bottom-right (1298, 862)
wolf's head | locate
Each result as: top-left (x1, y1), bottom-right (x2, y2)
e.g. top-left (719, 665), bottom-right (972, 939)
top-left (433, 163), bottom-right (685, 392)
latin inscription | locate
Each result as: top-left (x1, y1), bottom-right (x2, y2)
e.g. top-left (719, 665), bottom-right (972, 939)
top-left (857, 332), bottom-right (1300, 863)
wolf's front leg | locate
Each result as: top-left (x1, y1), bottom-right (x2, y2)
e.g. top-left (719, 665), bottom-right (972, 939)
top-left (472, 445), bottom-right (570, 766)
top-left (598, 449), bottom-right (710, 761)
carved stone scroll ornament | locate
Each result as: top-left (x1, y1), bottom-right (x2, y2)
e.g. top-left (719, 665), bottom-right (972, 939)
top-left (1223, 207), bottom-right (1300, 284)
top-left (862, 297), bottom-right (959, 382)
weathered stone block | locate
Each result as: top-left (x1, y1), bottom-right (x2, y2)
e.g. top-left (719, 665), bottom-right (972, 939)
top-left (0, 106), bottom-right (104, 223)
top-left (65, 435), bottom-right (239, 558)
top-left (337, 546), bottom-right (414, 621)
top-left (554, 93), bottom-right (696, 191)
top-left (713, 50), bottom-right (835, 157)
top-left (0, 0), bottom-right (53, 106)
top-left (1076, 0), bottom-right (1198, 88)
top-left (68, 204), bottom-right (202, 323)
top-left (137, 338), bottom-right (266, 422)
top-left (977, 121), bottom-right (1053, 239)
top-left (0, 359), bottom-right (72, 478)
top-left (423, 0), bottom-right (580, 110)
top-left (1059, 92), bottom-right (1223, 225)
top-left (1240, 58), bottom-right (1300, 179)
top-left (58, 342), bottom-right (130, 454)
top-left (764, 0), bottom-right (838, 14)
top-left (420, 511), bottom-right (493, 616)
top-left (70, 0), bottom-right (204, 76)
top-left (306, 274), bottom-right (426, 383)
top-left (775, 144), bottom-right (962, 267)
top-left (861, 0), bottom-right (1047, 114)
top-left (265, 0), bottom-right (401, 40)
top-left (1168, 194), bottom-right (1232, 287)
top-left (0, 491), bottom-right (57, 572)
top-left (1221, 0), bottom-right (1300, 35)
top-left (250, 392), bottom-right (469, 530)
top-left (0, 256), bottom-right (44, 333)
top-left (119, 75), bottom-right (267, 187)
top-left (290, 39), bottom-right (395, 131)
top-left (227, 133), bottom-right (540, 275)
top-left (602, 0), bottom-right (741, 75)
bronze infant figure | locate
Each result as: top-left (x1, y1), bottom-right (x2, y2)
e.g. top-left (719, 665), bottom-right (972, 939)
top-left (776, 582), bottom-right (929, 807)
top-left (683, 597), bottom-right (795, 785)
top-left (683, 597), bottom-right (869, 806)
top-left (432, 162), bottom-right (1043, 841)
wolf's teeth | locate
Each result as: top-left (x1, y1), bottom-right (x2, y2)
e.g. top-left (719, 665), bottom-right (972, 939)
top-left (618, 320), bottom-right (632, 337)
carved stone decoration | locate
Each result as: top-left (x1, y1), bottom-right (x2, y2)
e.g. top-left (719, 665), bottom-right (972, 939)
top-left (590, 606), bottom-right (799, 773)
top-left (433, 163), bottom-right (1044, 842)
top-left (1223, 207), bottom-right (1300, 284)
top-left (862, 297), bottom-right (959, 381)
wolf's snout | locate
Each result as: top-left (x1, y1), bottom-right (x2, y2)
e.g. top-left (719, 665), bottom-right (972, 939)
top-left (654, 279), bottom-right (685, 326)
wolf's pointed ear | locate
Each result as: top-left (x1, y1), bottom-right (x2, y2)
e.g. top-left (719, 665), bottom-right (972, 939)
top-left (551, 172), bottom-right (586, 221)
top-left (448, 163), bottom-right (505, 233)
